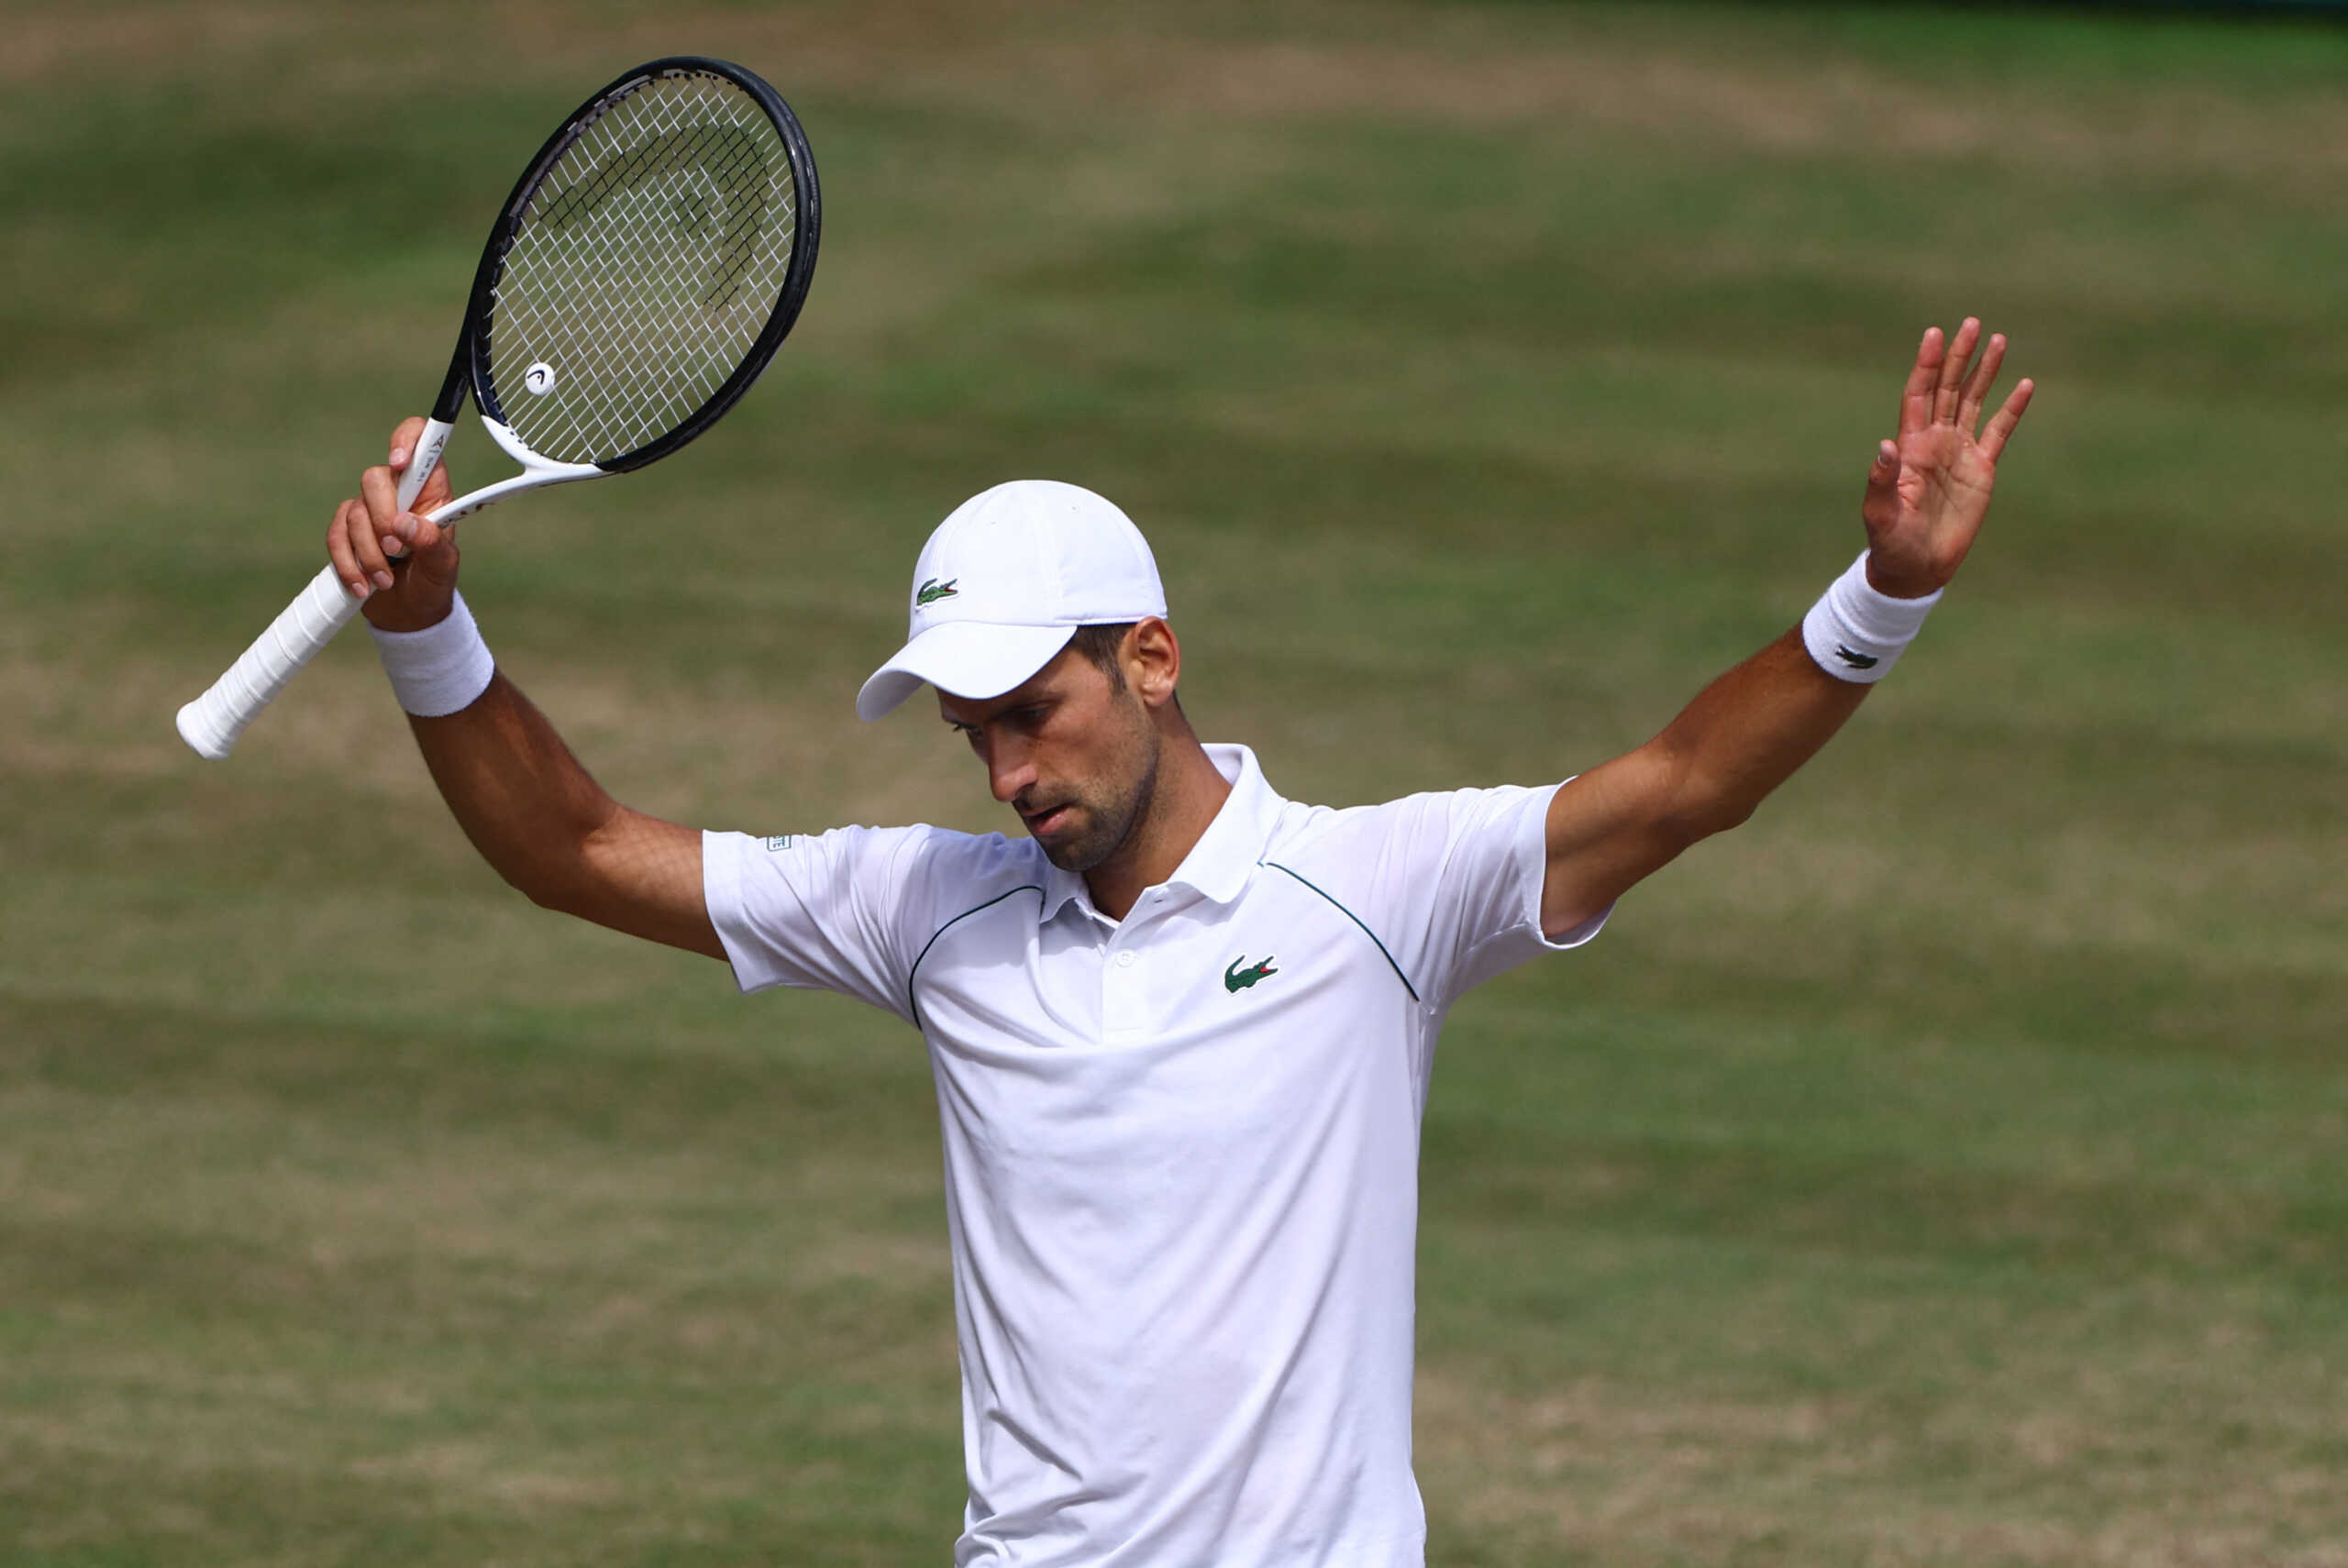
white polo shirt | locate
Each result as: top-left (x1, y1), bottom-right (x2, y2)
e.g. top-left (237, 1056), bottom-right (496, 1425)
top-left (703, 745), bottom-right (1605, 1567)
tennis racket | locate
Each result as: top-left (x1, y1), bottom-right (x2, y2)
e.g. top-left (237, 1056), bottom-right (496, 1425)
top-left (176, 56), bottom-right (821, 759)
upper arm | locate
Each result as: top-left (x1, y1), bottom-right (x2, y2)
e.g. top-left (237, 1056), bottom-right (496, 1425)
top-left (1540, 741), bottom-right (1697, 940)
top-left (404, 675), bottom-right (721, 958)
top-left (559, 808), bottom-right (725, 959)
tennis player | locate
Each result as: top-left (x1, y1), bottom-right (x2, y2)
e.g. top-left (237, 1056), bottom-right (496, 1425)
top-left (330, 319), bottom-right (2030, 1566)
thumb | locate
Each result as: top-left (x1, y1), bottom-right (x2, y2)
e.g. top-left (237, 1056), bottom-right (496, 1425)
top-left (388, 510), bottom-right (460, 583)
top-left (359, 511), bottom-right (463, 633)
top-left (1860, 437), bottom-right (1900, 534)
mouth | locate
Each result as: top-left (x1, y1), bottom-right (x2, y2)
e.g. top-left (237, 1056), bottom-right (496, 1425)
top-left (1021, 802), bottom-right (1074, 837)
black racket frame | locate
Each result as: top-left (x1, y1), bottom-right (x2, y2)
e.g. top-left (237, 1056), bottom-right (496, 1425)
top-left (419, 55), bottom-right (823, 474)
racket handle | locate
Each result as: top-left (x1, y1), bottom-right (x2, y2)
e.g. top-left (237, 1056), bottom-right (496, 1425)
top-left (175, 417), bottom-right (455, 760)
top-left (175, 564), bottom-right (366, 759)
top-left (395, 418), bottom-right (454, 513)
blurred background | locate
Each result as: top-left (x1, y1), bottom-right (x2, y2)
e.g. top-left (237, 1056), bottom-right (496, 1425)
top-left (4, 2), bottom-right (2343, 1562)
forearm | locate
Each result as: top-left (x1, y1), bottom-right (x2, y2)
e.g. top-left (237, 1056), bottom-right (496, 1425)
top-left (335, 433), bottom-right (716, 955)
top-left (408, 672), bottom-right (624, 910)
top-left (1541, 624), bottom-right (1874, 935)
top-left (1646, 627), bottom-right (1869, 838)
top-left (1544, 317), bottom-right (2029, 935)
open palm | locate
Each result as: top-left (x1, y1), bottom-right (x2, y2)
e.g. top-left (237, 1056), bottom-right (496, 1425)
top-left (1861, 319), bottom-right (2033, 600)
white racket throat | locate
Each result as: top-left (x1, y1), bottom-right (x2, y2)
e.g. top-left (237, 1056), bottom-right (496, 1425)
top-left (437, 416), bottom-right (605, 525)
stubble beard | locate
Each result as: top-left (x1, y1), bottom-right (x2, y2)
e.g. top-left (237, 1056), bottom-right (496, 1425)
top-left (1036, 726), bottom-right (1161, 876)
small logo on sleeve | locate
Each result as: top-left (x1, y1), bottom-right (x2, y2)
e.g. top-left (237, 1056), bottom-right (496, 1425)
top-left (915, 578), bottom-right (959, 607)
top-left (763, 834), bottom-right (797, 852)
top-left (1833, 644), bottom-right (1880, 669)
top-left (1224, 955), bottom-right (1279, 992)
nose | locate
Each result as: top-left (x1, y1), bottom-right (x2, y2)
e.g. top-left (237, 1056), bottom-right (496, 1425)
top-left (982, 733), bottom-right (1036, 805)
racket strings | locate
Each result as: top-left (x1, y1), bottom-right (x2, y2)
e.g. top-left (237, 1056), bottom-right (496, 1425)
top-left (486, 71), bottom-right (799, 466)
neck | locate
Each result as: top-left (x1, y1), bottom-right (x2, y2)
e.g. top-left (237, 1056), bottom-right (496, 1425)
top-left (1083, 736), bottom-right (1232, 921)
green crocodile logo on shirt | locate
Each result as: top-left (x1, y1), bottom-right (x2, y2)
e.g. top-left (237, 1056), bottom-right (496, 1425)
top-left (916, 577), bottom-right (959, 607)
top-left (1224, 955), bottom-right (1279, 992)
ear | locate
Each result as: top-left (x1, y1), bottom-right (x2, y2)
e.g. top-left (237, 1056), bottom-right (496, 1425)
top-left (1126, 617), bottom-right (1180, 709)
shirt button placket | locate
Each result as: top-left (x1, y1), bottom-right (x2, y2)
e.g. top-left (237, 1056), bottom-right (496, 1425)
top-left (1103, 944), bottom-right (1143, 1042)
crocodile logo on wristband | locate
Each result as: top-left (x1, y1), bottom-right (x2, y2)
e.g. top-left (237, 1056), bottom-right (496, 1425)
top-left (1833, 644), bottom-right (1880, 669)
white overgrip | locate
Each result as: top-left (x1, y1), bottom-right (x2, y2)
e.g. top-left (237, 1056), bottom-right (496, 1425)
top-left (174, 417), bottom-right (454, 760)
top-left (173, 564), bottom-right (367, 759)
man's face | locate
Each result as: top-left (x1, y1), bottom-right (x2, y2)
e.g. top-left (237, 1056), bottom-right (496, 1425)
top-left (939, 640), bottom-right (1160, 875)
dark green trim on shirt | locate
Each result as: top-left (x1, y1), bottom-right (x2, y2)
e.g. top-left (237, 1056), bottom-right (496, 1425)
top-left (908, 884), bottom-right (1044, 1028)
top-left (1260, 861), bottom-right (1420, 1004)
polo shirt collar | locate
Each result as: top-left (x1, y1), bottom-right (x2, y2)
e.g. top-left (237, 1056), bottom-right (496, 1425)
top-left (1168, 744), bottom-right (1281, 903)
top-left (1039, 743), bottom-right (1283, 920)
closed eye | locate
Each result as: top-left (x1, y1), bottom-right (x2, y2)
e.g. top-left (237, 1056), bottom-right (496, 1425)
top-left (941, 701), bottom-right (1053, 742)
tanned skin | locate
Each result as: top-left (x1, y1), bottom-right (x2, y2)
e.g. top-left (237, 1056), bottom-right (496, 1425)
top-left (936, 620), bottom-right (1229, 922)
top-left (1534, 319), bottom-right (2031, 935)
top-left (326, 320), bottom-right (2029, 949)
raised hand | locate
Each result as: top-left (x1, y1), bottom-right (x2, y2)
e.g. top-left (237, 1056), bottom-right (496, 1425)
top-left (327, 416), bottom-right (462, 632)
top-left (1860, 319), bottom-right (2033, 599)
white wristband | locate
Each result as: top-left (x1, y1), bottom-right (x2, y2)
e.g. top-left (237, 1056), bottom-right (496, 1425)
top-left (370, 591), bottom-right (495, 716)
top-left (1800, 552), bottom-right (1941, 683)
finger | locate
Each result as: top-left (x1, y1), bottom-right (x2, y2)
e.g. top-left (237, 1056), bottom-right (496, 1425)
top-left (327, 498), bottom-right (372, 602)
top-left (391, 508), bottom-right (450, 564)
top-left (352, 466), bottom-right (401, 590)
top-left (1978, 377), bottom-right (2034, 462)
top-left (1861, 437), bottom-right (1900, 533)
top-left (381, 497), bottom-right (415, 566)
top-left (387, 415), bottom-right (431, 470)
top-left (404, 513), bottom-right (462, 592)
top-left (382, 512), bottom-right (419, 570)
top-left (386, 417), bottom-right (454, 517)
top-left (379, 493), bottom-right (451, 569)
top-left (1899, 326), bottom-right (1941, 438)
top-left (1958, 332), bottom-right (2007, 434)
top-left (1934, 317), bottom-right (1981, 424)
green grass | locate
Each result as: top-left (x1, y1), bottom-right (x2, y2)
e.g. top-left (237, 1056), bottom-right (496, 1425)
top-left (4, 1), bottom-right (2344, 1562)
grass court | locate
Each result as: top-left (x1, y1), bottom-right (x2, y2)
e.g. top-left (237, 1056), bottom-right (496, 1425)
top-left (3, 2), bottom-right (2344, 1562)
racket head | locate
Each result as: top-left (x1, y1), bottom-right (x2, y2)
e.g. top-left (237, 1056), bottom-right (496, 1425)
top-left (456, 57), bottom-right (821, 474)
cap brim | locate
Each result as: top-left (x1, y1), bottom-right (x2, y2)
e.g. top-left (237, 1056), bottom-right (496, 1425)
top-left (856, 622), bottom-right (1080, 722)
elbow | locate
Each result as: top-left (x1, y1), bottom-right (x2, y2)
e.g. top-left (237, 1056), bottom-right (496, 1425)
top-left (519, 877), bottom-right (580, 917)
top-left (1689, 793), bottom-right (1759, 840)
top-left (509, 817), bottom-right (633, 922)
top-left (493, 850), bottom-right (598, 919)
top-left (1659, 769), bottom-right (1760, 846)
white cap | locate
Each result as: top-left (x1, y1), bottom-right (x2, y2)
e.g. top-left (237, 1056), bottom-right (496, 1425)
top-left (856, 480), bottom-right (1168, 722)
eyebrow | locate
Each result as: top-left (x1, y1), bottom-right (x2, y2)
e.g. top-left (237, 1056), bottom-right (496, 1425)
top-left (942, 695), bottom-right (1052, 737)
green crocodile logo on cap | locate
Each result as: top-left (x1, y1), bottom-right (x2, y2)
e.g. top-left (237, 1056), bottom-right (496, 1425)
top-left (1224, 955), bottom-right (1279, 992)
top-left (916, 578), bottom-right (959, 607)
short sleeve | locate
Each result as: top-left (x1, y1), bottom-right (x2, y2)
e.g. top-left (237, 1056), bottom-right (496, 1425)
top-left (1346, 783), bottom-right (1608, 1010)
top-left (703, 825), bottom-right (932, 1022)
